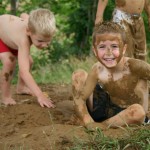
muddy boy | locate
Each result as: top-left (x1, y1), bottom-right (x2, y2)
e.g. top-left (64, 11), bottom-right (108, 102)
top-left (95, 0), bottom-right (150, 61)
top-left (72, 22), bottom-right (150, 128)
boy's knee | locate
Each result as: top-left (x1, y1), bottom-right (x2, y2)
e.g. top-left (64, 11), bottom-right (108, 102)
top-left (72, 69), bottom-right (88, 98)
top-left (72, 69), bottom-right (87, 81)
top-left (72, 69), bottom-right (88, 91)
top-left (3, 57), bottom-right (16, 68)
top-left (127, 104), bottom-right (145, 123)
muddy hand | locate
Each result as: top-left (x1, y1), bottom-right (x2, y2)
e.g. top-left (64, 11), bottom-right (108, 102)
top-left (38, 97), bottom-right (55, 108)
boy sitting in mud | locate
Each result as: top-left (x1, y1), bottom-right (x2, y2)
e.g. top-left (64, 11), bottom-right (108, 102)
top-left (0, 8), bottom-right (56, 108)
top-left (95, 0), bottom-right (150, 61)
top-left (72, 22), bottom-right (150, 128)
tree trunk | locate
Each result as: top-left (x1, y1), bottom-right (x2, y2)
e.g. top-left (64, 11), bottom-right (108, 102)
top-left (11, 0), bottom-right (17, 15)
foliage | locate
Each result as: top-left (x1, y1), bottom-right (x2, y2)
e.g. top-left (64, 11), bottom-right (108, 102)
top-left (31, 55), bottom-right (96, 84)
top-left (70, 126), bottom-right (150, 150)
top-left (1, 0), bottom-right (150, 61)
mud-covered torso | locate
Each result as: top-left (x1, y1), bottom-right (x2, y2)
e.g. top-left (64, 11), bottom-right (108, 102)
top-left (116, 0), bottom-right (145, 14)
top-left (97, 57), bottom-right (148, 108)
top-left (103, 75), bottom-right (142, 107)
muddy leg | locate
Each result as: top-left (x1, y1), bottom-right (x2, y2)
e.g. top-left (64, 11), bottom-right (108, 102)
top-left (0, 53), bottom-right (17, 105)
top-left (105, 104), bottom-right (145, 128)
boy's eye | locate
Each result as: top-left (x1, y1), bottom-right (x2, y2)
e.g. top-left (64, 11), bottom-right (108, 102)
top-left (37, 40), bottom-right (44, 43)
top-left (98, 45), bottom-right (105, 49)
top-left (111, 44), bottom-right (119, 48)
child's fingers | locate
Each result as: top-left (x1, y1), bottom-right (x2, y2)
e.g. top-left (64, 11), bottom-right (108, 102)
top-left (39, 99), bottom-right (55, 108)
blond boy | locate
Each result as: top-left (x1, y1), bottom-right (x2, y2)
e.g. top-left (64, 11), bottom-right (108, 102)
top-left (95, 0), bottom-right (150, 61)
top-left (0, 8), bottom-right (56, 107)
top-left (72, 22), bottom-right (150, 128)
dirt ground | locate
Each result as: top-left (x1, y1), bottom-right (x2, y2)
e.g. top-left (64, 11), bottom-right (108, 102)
top-left (0, 84), bottom-right (149, 150)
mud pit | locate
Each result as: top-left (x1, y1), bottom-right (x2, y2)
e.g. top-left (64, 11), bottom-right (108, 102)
top-left (0, 84), bottom-right (149, 150)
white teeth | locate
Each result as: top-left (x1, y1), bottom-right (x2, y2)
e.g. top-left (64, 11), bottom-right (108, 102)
top-left (104, 58), bottom-right (114, 61)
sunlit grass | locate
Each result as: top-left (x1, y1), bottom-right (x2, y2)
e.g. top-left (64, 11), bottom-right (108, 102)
top-left (32, 55), bottom-right (96, 84)
top-left (69, 126), bottom-right (150, 150)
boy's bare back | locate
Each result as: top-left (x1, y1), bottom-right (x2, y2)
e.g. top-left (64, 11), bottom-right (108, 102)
top-left (0, 15), bottom-right (28, 50)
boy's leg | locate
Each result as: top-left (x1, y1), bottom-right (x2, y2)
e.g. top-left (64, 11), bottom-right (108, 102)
top-left (105, 104), bottom-right (145, 127)
top-left (72, 69), bottom-right (94, 124)
top-left (16, 55), bottom-right (33, 95)
top-left (132, 18), bottom-right (146, 61)
top-left (0, 52), bottom-right (17, 105)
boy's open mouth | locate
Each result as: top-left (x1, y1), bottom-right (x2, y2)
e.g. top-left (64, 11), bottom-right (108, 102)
top-left (103, 58), bottom-right (115, 62)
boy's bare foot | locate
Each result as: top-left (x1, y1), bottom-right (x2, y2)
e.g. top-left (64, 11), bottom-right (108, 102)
top-left (16, 87), bottom-right (34, 96)
top-left (1, 98), bottom-right (16, 105)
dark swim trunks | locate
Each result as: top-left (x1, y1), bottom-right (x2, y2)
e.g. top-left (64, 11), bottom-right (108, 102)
top-left (86, 84), bottom-right (149, 123)
top-left (86, 84), bottom-right (125, 122)
top-left (0, 39), bottom-right (18, 56)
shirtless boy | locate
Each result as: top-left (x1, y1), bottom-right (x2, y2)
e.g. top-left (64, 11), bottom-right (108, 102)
top-left (0, 8), bottom-right (56, 108)
top-left (72, 22), bottom-right (150, 128)
top-left (95, 0), bottom-right (150, 61)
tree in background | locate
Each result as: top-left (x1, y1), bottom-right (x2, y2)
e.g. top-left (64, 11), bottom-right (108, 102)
top-left (0, 0), bottom-right (149, 61)
top-left (11, 0), bottom-right (17, 15)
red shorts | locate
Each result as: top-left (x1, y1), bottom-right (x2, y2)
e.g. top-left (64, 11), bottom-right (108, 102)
top-left (0, 39), bottom-right (18, 56)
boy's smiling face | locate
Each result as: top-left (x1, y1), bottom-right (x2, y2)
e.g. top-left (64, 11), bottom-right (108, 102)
top-left (93, 33), bottom-right (127, 68)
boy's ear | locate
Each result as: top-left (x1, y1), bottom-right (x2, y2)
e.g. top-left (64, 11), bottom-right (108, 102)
top-left (26, 26), bottom-right (31, 36)
top-left (123, 44), bottom-right (127, 55)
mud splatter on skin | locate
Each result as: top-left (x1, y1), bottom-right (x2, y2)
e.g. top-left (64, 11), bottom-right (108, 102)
top-left (93, 22), bottom-right (127, 67)
top-left (9, 56), bottom-right (15, 62)
top-left (103, 74), bottom-right (141, 106)
top-left (116, 0), bottom-right (126, 7)
top-left (9, 70), bottom-right (13, 76)
top-left (4, 73), bottom-right (9, 81)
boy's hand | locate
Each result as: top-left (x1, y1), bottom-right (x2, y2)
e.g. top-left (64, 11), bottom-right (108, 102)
top-left (38, 96), bottom-right (55, 108)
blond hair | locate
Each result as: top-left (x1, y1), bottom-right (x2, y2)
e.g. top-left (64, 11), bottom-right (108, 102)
top-left (28, 8), bottom-right (56, 37)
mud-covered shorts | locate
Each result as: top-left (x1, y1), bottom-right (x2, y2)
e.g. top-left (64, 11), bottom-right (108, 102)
top-left (86, 84), bottom-right (149, 123)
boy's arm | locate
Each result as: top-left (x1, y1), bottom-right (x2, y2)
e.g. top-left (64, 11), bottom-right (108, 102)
top-left (144, 0), bottom-right (150, 29)
top-left (74, 65), bottom-right (98, 124)
top-left (129, 58), bottom-right (150, 79)
top-left (18, 41), bottom-right (55, 108)
top-left (95, 0), bottom-right (108, 25)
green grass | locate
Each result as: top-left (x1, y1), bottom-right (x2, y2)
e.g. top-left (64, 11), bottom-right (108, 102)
top-left (69, 126), bottom-right (150, 150)
top-left (31, 55), bottom-right (96, 84)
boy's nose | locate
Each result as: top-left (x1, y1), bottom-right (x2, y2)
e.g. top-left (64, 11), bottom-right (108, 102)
top-left (106, 47), bottom-right (112, 55)
top-left (42, 43), bottom-right (48, 48)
